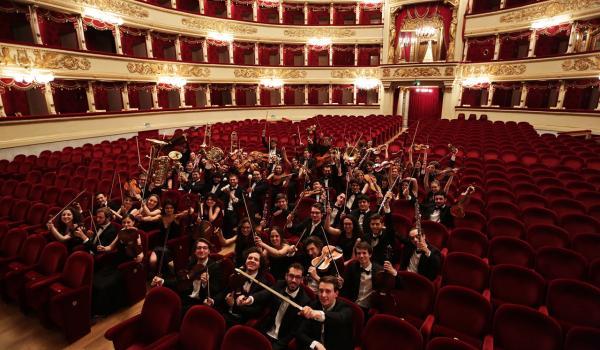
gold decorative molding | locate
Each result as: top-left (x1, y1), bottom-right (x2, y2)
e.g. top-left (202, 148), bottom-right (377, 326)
top-left (562, 56), bottom-right (600, 71)
top-left (444, 67), bottom-right (455, 76)
top-left (181, 18), bottom-right (257, 35)
top-left (499, 0), bottom-right (600, 23)
top-left (331, 69), bottom-right (379, 79)
top-left (127, 63), bottom-right (210, 77)
top-left (460, 63), bottom-right (526, 77)
top-left (72, 0), bottom-right (149, 18)
top-left (283, 28), bottom-right (355, 38)
top-left (0, 46), bottom-right (91, 70)
top-left (233, 68), bottom-right (307, 79)
top-left (389, 67), bottom-right (442, 78)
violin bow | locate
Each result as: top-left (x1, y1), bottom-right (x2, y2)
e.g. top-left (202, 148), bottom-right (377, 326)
top-left (235, 268), bottom-right (303, 311)
top-left (50, 190), bottom-right (86, 222)
top-left (108, 168), bottom-right (117, 202)
top-left (88, 210), bottom-right (100, 246)
top-left (319, 226), bottom-right (341, 278)
top-left (240, 190), bottom-right (259, 242)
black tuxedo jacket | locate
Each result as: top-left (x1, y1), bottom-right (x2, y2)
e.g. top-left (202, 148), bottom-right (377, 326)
top-left (241, 280), bottom-right (312, 344)
top-left (350, 208), bottom-right (375, 234)
top-left (291, 219), bottom-right (326, 243)
top-left (399, 240), bottom-right (442, 281)
top-left (422, 204), bottom-right (455, 229)
top-left (341, 261), bottom-right (403, 303)
top-left (296, 298), bottom-right (354, 350)
top-left (361, 214), bottom-right (397, 265)
top-left (83, 223), bottom-right (118, 252)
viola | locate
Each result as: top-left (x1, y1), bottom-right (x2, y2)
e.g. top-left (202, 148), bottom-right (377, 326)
top-left (311, 245), bottom-right (343, 271)
top-left (119, 228), bottom-right (142, 258)
top-left (450, 185), bottom-right (476, 219)
top-left (123, 179), bottom-right (142, 196)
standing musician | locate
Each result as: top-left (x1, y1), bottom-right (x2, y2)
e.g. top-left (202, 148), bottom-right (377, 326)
top-left (399, 228), bottom-right (441, 281)
top-left (421, 191), bottom-right (454, 229)
top-left (182, 170), bottom-right (204, 194)
top-left (361, 213), bottom-right (396, 266)
top-left (268, 194), bottom-right (292, 236)
top-left (350, 195), bottom-right (375, 235)
top-left (236, 263), bottom-right (312, 350)
top-left (247, 169), bottom-right (269, 219)
top-left (345, 180), bottom-right (363, 212)
top-left (220, 174), bottom-right (245, 237)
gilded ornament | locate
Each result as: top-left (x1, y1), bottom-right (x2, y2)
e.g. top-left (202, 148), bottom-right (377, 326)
top-left (283, 28), bottom-right (355, 38)
top-left (561, 56), bottom-right (600, 71)
top-left (72, 0), bottom-right (149, 18)
top-left (0, 46), bottom-right (90, 70)
top-left (182, 18), bottom-right (257, 35)
top-left (233, 68), bottom-right (306, 79)
top-left (460, 64), bottom-right (526, 76)
top-left (382, 68), bottom-right (391, 77)
top-left (331, 69), bottom-right (379, 79)
top-left (444, 67), bottom-right (454, 76)
top-left (127, 63), bottom-right (210, 77)
top-left (499, 0), bottom-right (600, 23)
top-left (392, 67), bottom-right (442, 78)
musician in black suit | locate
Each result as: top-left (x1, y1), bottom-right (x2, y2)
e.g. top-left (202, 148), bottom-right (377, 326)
top-left (361, 213), bottom-right (397, 266)
top-left (247, 169), bottom-right (269, 218)
top-left (182, 170), bottom-right (204, 194)
top-left (237, 263), bottom-right (313, 350)
top-left (345, 180), bottom-right (363, 212)
top-left (76, 208), bottom-right (118, 256)
top-left (320, 164), bottom-right (343, 197)
top-left (296, 275), bottom-right (354, 350)
top-left (421, 192), bottom-right (454, 229)
top-left (220, 174), bottom-right (245, 237)
top-left (286, 203), bottom-right (326, 243)
top-left (399, 228), bottom-right (442, 281)
top-left (350, 195), bottom-right (375, 235)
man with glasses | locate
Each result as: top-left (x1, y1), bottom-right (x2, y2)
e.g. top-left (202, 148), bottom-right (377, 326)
top-left (237, 263), bottom-right (312, 349)
top-left (287, 203), bottom-right (326, 243)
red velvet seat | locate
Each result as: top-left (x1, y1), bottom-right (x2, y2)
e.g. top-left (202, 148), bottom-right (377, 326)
top-left (0, 228), bottom-right (26, 269)
top-left (575, 191), bottom-right (600, 210)
top-left (485, 189), bottom-right (515, 204)
top-left (559, 214), bottom-right (600, 237)
top-left (564, 326), bottom-right (600, 350)
top-left (0, 196), bottom-right (15, 221)
top-left (151, 305), bottom-right (226, 350)
top-left (221, 325), bottom-right (272, 350)
top-left (546, 279), bottom-right (600, 332)
top-left (119, 230), bottom-right (149, 305)
top-left (385, 272), bottom-right (435, 329)
top-left (425, 337), bottom-right (478, 350)
top-left (571, 234), bottom-right (600, 262)
top-left (488, 304), bottom-right (562, 350)
top-left (526, 224), bottom-right (570, 251)
top-left (517, 194), bottom-right (548, 210)
top-left (486, 216), bottom-right (526, 239)
top-left (447, 228), bottom-right (488, 258)
top-left (420, 221), bottom-right (449, 250)
top-left (360, 314), bottom-right (423, 350)
top-left (521, 207), bottom-right (558, 228)
top-left (488, 237), bottom-right (534, 267)
top-left (105, 287), bottom-right (182, 350)
top-left (535, 247), bottom-right (587, 281)
top-left (0, 179), bottom-right (17, 196)
top-left (422, 285), bottom-right (492, 349)
top-left (485, 201), bottom-right (521, 220)
top-left (439, 252), bottom-right (489, 293)
top-left (454, 211), bottom-right (487, 232)
top-left (0, 234), bottom-right (45, 279)
top-left (489, 264), bottom-right (545, 310)
top-left (13, 181), bottom-right (32, 199)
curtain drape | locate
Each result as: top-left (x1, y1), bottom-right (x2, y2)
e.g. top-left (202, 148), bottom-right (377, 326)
top-left (504, 0), bottom-right (536, 9)
top-left (257, 1), bottom-right (279, 23)
top-left (231, 0), bottom-right (253, 21)
top-left (120, 26), bottom-right (147, 57)
top-left (563, 79), bottom-right (599, 110)
top-left (92, 82), bottom-right (122, 111)
top-left (258, 44), bottom-right (280, 65)
top-left (491, 82), bottom-right (521, 107)
top-left (308, 85), bottom-right (328, 104)
top-left (233, 41), bottom-right (255, 64)
top-left (235, 85), bottom-right (256, 105)
top-left (408, 87), bottom-right (441, 124)
top-left (177, 0), bottom-right (200, 13)
top-left (207, 39), bottom-right (229, 63)
top-left (461, 87), bottom-right (485, 107)
top-left (184, 84), bottom-right (206, 107)
top-left (283, 44), bottom-right (304, 66)
top-left (180, 36), bottom-right (204, 62)
top-left (332, 84), bottom-right (353, 104)
top-left (471, 0), bottom-right (501, 13)
top-left (210, 84), bottom-right (231, 106)
top-left (307, 45), bottom-right (329, 66)
top-left (282, 3), bottom-right (304, 24)
top-left (534, 24), bottom-right (571, 57)
top-left (36, 8), bottom-right (78, 48)
top-left (498, 30), bottom-right (530, 60)
top-left (127, 83), bottom-right (154, 109)
top-left (284, 85), bottom-right (304, 105)
top-left (0, 3), bottom-right (29, 42)
top-left (204, 0), bottom-right (227, 17)
top-left (358, 3), bottom-right (382, 24)
top-left (357, 45), bottom-right (380, 65)
top-left (51, 80), bottom-right (89, 114)
top-left (525, 81), bottom-right (559, 109)
top-left (151, 32), bottom-right (176, 59)
top-left (332, 4), bottom-right (355, 25)
top-left (307, 5), bottom-right (330, 25)
top-left (260, 87), bottom-right (277, 105)
top-left (332, 45), bottom-right (354, 66)
top-left (466, 35), bottom-right (495, 62)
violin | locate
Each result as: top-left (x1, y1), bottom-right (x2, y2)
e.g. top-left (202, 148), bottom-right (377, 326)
top-left (123, 179), bottom-right (142, 197)
top-left (118, 228), bottom-right (142, 258)
top-left (450, 185), bottom-right (476, 219)
top-left (311, 245), bottom-right (343, 271)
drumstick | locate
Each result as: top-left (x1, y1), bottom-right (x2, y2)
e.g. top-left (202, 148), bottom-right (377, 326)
top-left (235, 268), bottom-right (303, 311)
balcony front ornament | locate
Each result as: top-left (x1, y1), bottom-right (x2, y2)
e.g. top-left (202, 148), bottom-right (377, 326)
top-left (234, 68), bottom-right (307, 79)
top-left (331, 68), bottom-right (379, 79)
top-left (390, 67), bottom-right (442, 78)
top-left (182, 18), bottom-right (258, 35)
top-left (460, 63), bottom-right (526, 77)
top-left (499, 0), bottom-right (600, 24)
top-left (127, 62), bottom-right (210, 78)
top-left (0, 46), bottom-right (91, 71)
top-left (283, 28), bottom-right (355, 38)
top-left (562, 56), bottom-right (600, 71)
top-left (73, 0), bottom-right (149, 18)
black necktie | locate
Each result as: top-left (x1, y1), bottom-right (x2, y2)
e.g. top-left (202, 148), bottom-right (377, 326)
top-left (360, 268), bottom-right (371, 275)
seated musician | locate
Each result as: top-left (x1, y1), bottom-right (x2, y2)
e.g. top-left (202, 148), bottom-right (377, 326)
top-left (150, 238), bottom-right (223, 314)
top-left (236, 263), bottom-right (312, 350)
top-left (303, 180), bottom-right (326, 205)
top-left (286, 203), bottom-right (326, 243)
top-left (399, 177), bottom-right (419, 202)
top-left (297, 275), bottom-right (354, 350)
top-left (267, 164), bottom-right (289, 199)
top-left (149, 200), bottom-right (190, 272)
top-left (350, 195), bottom-right (375, 235)
top-left (216, 218), bottom-right (256, 265)
top-left (399, 228), bottom-right (441, 281)
top-left (113, 195), bottom-right (135, 222)
top-left (73, 207), bottom-right (118, 255)
top-left (345, 180), bottom-right (363, 212)
top-left (326, 193), bottom-right (346, 228)
top-left (130, 194), bottom-right (161, 231)
top-left (182, 170), bottom-right (203, 194)
top-left (269, 194), bottom-right (291, 232)
top-left (341, 241), bottom-right (402, 315)
top-left (324, 210), bottom-right (362, 262)
top-left (303, 237), bottom-right (340, 294)
top-left (421, 192), bottom-right (454, 229)
top-left (219, 247), bottom-right (273, 326)
top-left (220, 173), bottom-right (244, 237)
top-left (361, 213), bottom-right (397, 266)
top-left (255, 227), bottom-right (296, 280)
top-left (46, 206), bottom-right (85, 252)
top-left (94, 192), bottom-right (120, 211)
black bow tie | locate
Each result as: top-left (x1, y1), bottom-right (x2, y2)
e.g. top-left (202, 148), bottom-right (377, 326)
top-left (360, 268), bottom-right (371, 275)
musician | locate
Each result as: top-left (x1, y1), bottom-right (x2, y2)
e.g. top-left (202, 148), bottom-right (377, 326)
top-left (262, 129), bottom-right (282, 158)
top-left (113, 195), bottom-right (135, 222)
top-left (341, 241), bottom-right (402, 315)
top-left (350, 195), bottom-right (375, 235)
top-left (236, 263), bottom-right (312, 350)
top-left (287, 203), bottom-right (326, 243)
top-left (149, 201), bottom-right (187, 273)
top-left (74, 207), bottom-right (118, 255)
top-left (297, 275), bottom-right (354, 350)
top-left (345, 180), bottom-right (363, 212)
top-left (255, 227), bottom-right (296, 280)
top-left (267, 164), bottom-right (289, 199)
top-left (362, 214), bottom-right (397, 266)
top-left (248, 169), bottom-right (269, 218)
top-left (320, 164), bottom-right (342, 196)
top-left (421, 192), bottom-right (454, 229)
top-left (204, 170), bottom-right (226, 197)
top-left (131, 194), bottom-right (161, 231)
top-left (399, 177), bottom-right (419, 202)
top-left (303, 237), bottom-right (338, 294)
top-left (46, 207), bottom-right (85, 252)
top-left (400, 228), bottom-right (441, 281)
top-left (304, 181), bottom-right (326, 204)
top-left (182, 170), bottom-right (203, 194)
top-left (216, 218), bottom-right (256, 265)
top-left (94, 192), bottom-right (119, 211)
top-left (324, 211), bottom-right (362, 262)
top-left (326, 194), bottom-right (346, 228)
top-left (269, 194), bottom-right (291, 233)
top-left (299, 149), bottom-right (317, 178)
top-left (221, 174), bottom-right (244, 237)
top-left (93, 214), bottom-right (143, 317)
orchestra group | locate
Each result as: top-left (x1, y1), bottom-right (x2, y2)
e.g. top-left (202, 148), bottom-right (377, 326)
top-left (45, 122), bottom-right (474, 350)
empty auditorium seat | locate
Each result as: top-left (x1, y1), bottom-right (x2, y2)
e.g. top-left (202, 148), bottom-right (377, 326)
top-left (0, 228), bottom-right (26, 268)
top-left (564, 326), bottom-right (600, 350)
top-left (420, 221), bottom-right (449, 250)
top-left (535, 247), bottom-right (587, 281)
top-left (546, 279), bottom-right (600, 331)
top-left (386, 272), bottom-right (435, 329)
top-left (526, 224), bottom-right (570, 251)
top-left (485, 201), bottom-right (521, 220)
top-left (439, 252), bottom-right (489, 293)
top-left (454, 211), bottom-right (487, 232)
top-left (447, 228), bottom-right (488, 258)
top-left (0, 234), bottom-right (45, 279)
top-left (360, 314), bottom-right (423, 350)
top-left (221, 325), bottom-right (273, 350)
top-left (571, 234), bottom-right (600, 262)
top-left (488, 237), bottom-right (535, 268)
top-left (559, 214), bottom-right (600, 236)
top-left (486, 216), bottom-right (526, 239)
top-left (426, 337), bottom-right (478, 350)
top-left (489, 264), bottom-right (546, 310)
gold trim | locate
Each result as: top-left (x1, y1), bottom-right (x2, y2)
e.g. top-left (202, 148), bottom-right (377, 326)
top-left (127, 63), bottom-right (210, 77)
top-left (233, 68), bottom-right (307, 79)
top-left (561, 56), bottom-right (600, 71)
top-left (499, 0), bottom-right (600, 23)
top-left (330, 68), bottom-right (379, 78)
top-left (283, 28), bottom-right (355, 38)
top-left (73, 0), bottom-right (149, 18)
top-left (181, 18), bottom-right (258, 35)
top-left (444, 67), bottom-right (454, 76)
top-left (390, 67), bottom-right (442, 77)
top-left (460, 63), bottom-right (526, 76)
top-left (0, 46), bottom-right (91, 70)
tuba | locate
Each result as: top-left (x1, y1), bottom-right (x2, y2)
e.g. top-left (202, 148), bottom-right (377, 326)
top-left (149, 156), bottom-right (171, 186)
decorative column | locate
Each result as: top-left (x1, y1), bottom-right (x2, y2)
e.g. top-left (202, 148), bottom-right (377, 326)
top-left (554, 81), bottom-right (567, 109)
top-left (304, 84), bottom-right (309, 104)
top-left (202, 38), bottom-right (208, 62)
top-left (255, 43), bottom-right (260, 65)
top-left (527, 31), bottom-right (537, 57)
top-left (175, 36), bottom-right (182, 60)
top-left (380, 44), bottom-right (383, 64)
top-left (228, 42), bottom-right (234, 63)
top-left (328, 45), bottom-right (333, 66)
top-left (151, 85), bottom-right (160, 109)
top-left (354, 45), bottom-right (358, 66)
top-left (355, 3), bottom-right (360, 24)
top-left (206, 85), bottom-right (212, 106)
top-left (114, 25), bottom-right (123, 54)
top-left (0, 93), bottom-right (6, 117)
top-left (279, 44), bottom-right (284, 65)
top-left (278, 2), bottom-right (283, 24)
top-left (231, 86), bottom-right (236, 106)
top-left (279, 86), bottom-right (284, 105)
top-left (353, 85), bottom-right (357, 104)
top-left (256, 85), bottom-right (261, 105)
top-left (226, 0), bottom-right (232, 18)
top-left (252, 0), bottom-right (258, 21)
top-left (43, 83), bottom-right (57, 114)
top-left (180, 87), bottom-right (190, 108)
top-left (329, 3), bottom-right (334, 25)
top-left (304, 45), bottom-right (308, 66)
top-left (86, 81), bottom-right (97, 112)
top-left (304, 3), bottom-right (308, 24)
top-left (146, 32), bottom-right (154, 58)
top-left (28, 6), bottom-right (43, 45)
top-left (462, 39), bottom-right (470, 61)
top-left (493, 34), bottom-right (500, 60)
top-left (402, 88), bottom-right (410, 120)
top-left (457, 86), bottom-right (464, 107)
top-left (500, 0), bottom-right (506, 9)
top-left (485, 84), bottom-right (494, 107)
top-left (75, 17), bottom-right (87, 50)
top-left (121, 83), bottom-right (132, 110)
top-left (171, 0), bottom-right (177, 8)
top-left (566, 22), bottom-right (578, 54)
top-left (595, 94), bottom-right (600, 110)
top-left (200, 0), bottom-right (205, 14)
top-left (328, 85), bottom-right (333, 104)
top-left (518, 85), bottom-right (528, 108)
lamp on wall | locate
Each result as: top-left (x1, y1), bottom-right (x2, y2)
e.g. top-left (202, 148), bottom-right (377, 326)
top-left (354, 77), bottom-right (380, 90)
top-left (260, 78), bottom-right (284, 88)
top-left (82, 7), bottom-right (124, 25)
top-left (462, 76), bottom-right (490, 88)
top-left (307, 37), bottom-right (332, 47)
top-left (531, 15), bottom-right (570, 30)
top-left (2, 68), bottom-right (55, 84)
top-left (360, 0), bottom-right (383, 4)
top-left (158, 76), bottom-right (187, 88)
top-left (207, 31), bottom-right (234, 43)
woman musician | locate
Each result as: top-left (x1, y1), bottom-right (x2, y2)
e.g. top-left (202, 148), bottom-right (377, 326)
top-left (148, 200), bottom-right (192, 273)
top-left (46, 206), bottom-right (85, 253)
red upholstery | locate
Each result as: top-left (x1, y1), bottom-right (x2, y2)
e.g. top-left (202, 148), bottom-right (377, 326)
top-left (420, 221), bottom-right (449, 250)
top-left (488, 237), bottom-right (534, 267)
top-left (386, 272), bottom-right (435, 329)
top-left (546, 279), bottom-right (600, 331)
top-left (220, 325), bottom-right (273, 350)
top-left (439, 252), bottom-right (489, 293)
top-left (0, 234), bottom-right (45, 279)
top-left (486, 216), bottom-right (526, 239)
top-left (535, 247), bottom-right (587, 281)
top-left (526, 224), bottom-right (570, 251)
top-left (485, 201), bottom-right (521, 220)
top-left (339, 296), bottom-right (365, 347)
top-left (422, 286), bottom-right (492, 348)
top-left (559, 214), bottom-right (600, 237)
top-left (549, 198), bottom-right (587, 217)
top-left (491, 304), bottom-right (562, 350)
top-left (425, 337), bottom-right (478, 350)
top-left (454, 211), bottom-right (487, 232)
top-left (105, 287), bottom-right (182, 350)
top-left (0, 228), bottom-right (26, 268)
top-left (118, 230), bottom-right (149, 305)
top-left (360, 314), bottom-right (423, 350)
top-left (571, 234), bottom-right (600, 262)
top-left (151, 305), bottom-right (226, 350)
top-left (564, 326), bottom-right (600, 350)
top-left (447, 228), bottom-right (489, 258)
top-left (489, 264), bottom-right (545, 310)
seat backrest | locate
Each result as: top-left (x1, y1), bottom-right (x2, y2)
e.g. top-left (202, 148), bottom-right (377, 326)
top-left (564, 326), bottom-right (600, 350)
top-left (61, 251), bottom-right (94, 288)
top-left (435, 286), bottom-right (491, 339)
top-left (10, 199), bottom-right (31, 222)
top-left (526, 224), bottom-right (569, 251)
top-left (425, 337), bottom-right (478, 350)
top-left (25, 202), bottom-right (49, 226)
top-left (535, 247), bottom-right (587, 281)
top-left (442, 252), bottom-right (489, 293)
top-left (571, 233), bottom-right (600, 262)
top-left (180, 306), bottom-right (226, 350)
top-left (0, 196), bottom-right (15, 218)
top-left (141, 287), bottom-right (182, 342)
top-left (362, 314), bottom-right (423, 350)
top-left (493, 304), bottom-right (562, 350)
top-left (391, 272), bottom-right (435, 320)
top-left (17, 234), bottom-right (46, 266)
top-left (37, 242), bottom-right (68, 276)
top-left (447, 228), bottom-right (488, 258)
top-left (486, 216), bottom-right (526, 239)
top-left (490, 264), bottom-right (546, 309)
top-left (560, 214), bottom-right (600, 236)
top-left (338, 297), bottom-right (364, 346)
top-left (522, 207), bottom-right (559, 227)
top-left (221, 325), bottom-right (272, 350)
top-left (488, 237), bottom-right (535, 267)
top-left (547, 279), bottom-right (600, 330)
top-left (420, 221), bottom-right (448, 250)
top-left (1, 228), bottom-right (26, 257)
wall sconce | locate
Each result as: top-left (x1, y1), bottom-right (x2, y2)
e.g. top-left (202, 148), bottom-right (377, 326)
top-left (260, 78), bottom-right (284, 88)
top-left (158, 76), bottom-right (187, 88)
top-left (3, 68), bottom-right (55, 84)
top-left (307, 37), bottom-right (332, 47)
top-left (462, 76), bottom-right (490, 87)
top-left (354, 77), bottom-right (380, 90)
top-left (83, 7), bottom-right (124, 25)
top-left (207, 31), bottom-right (234, 43)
